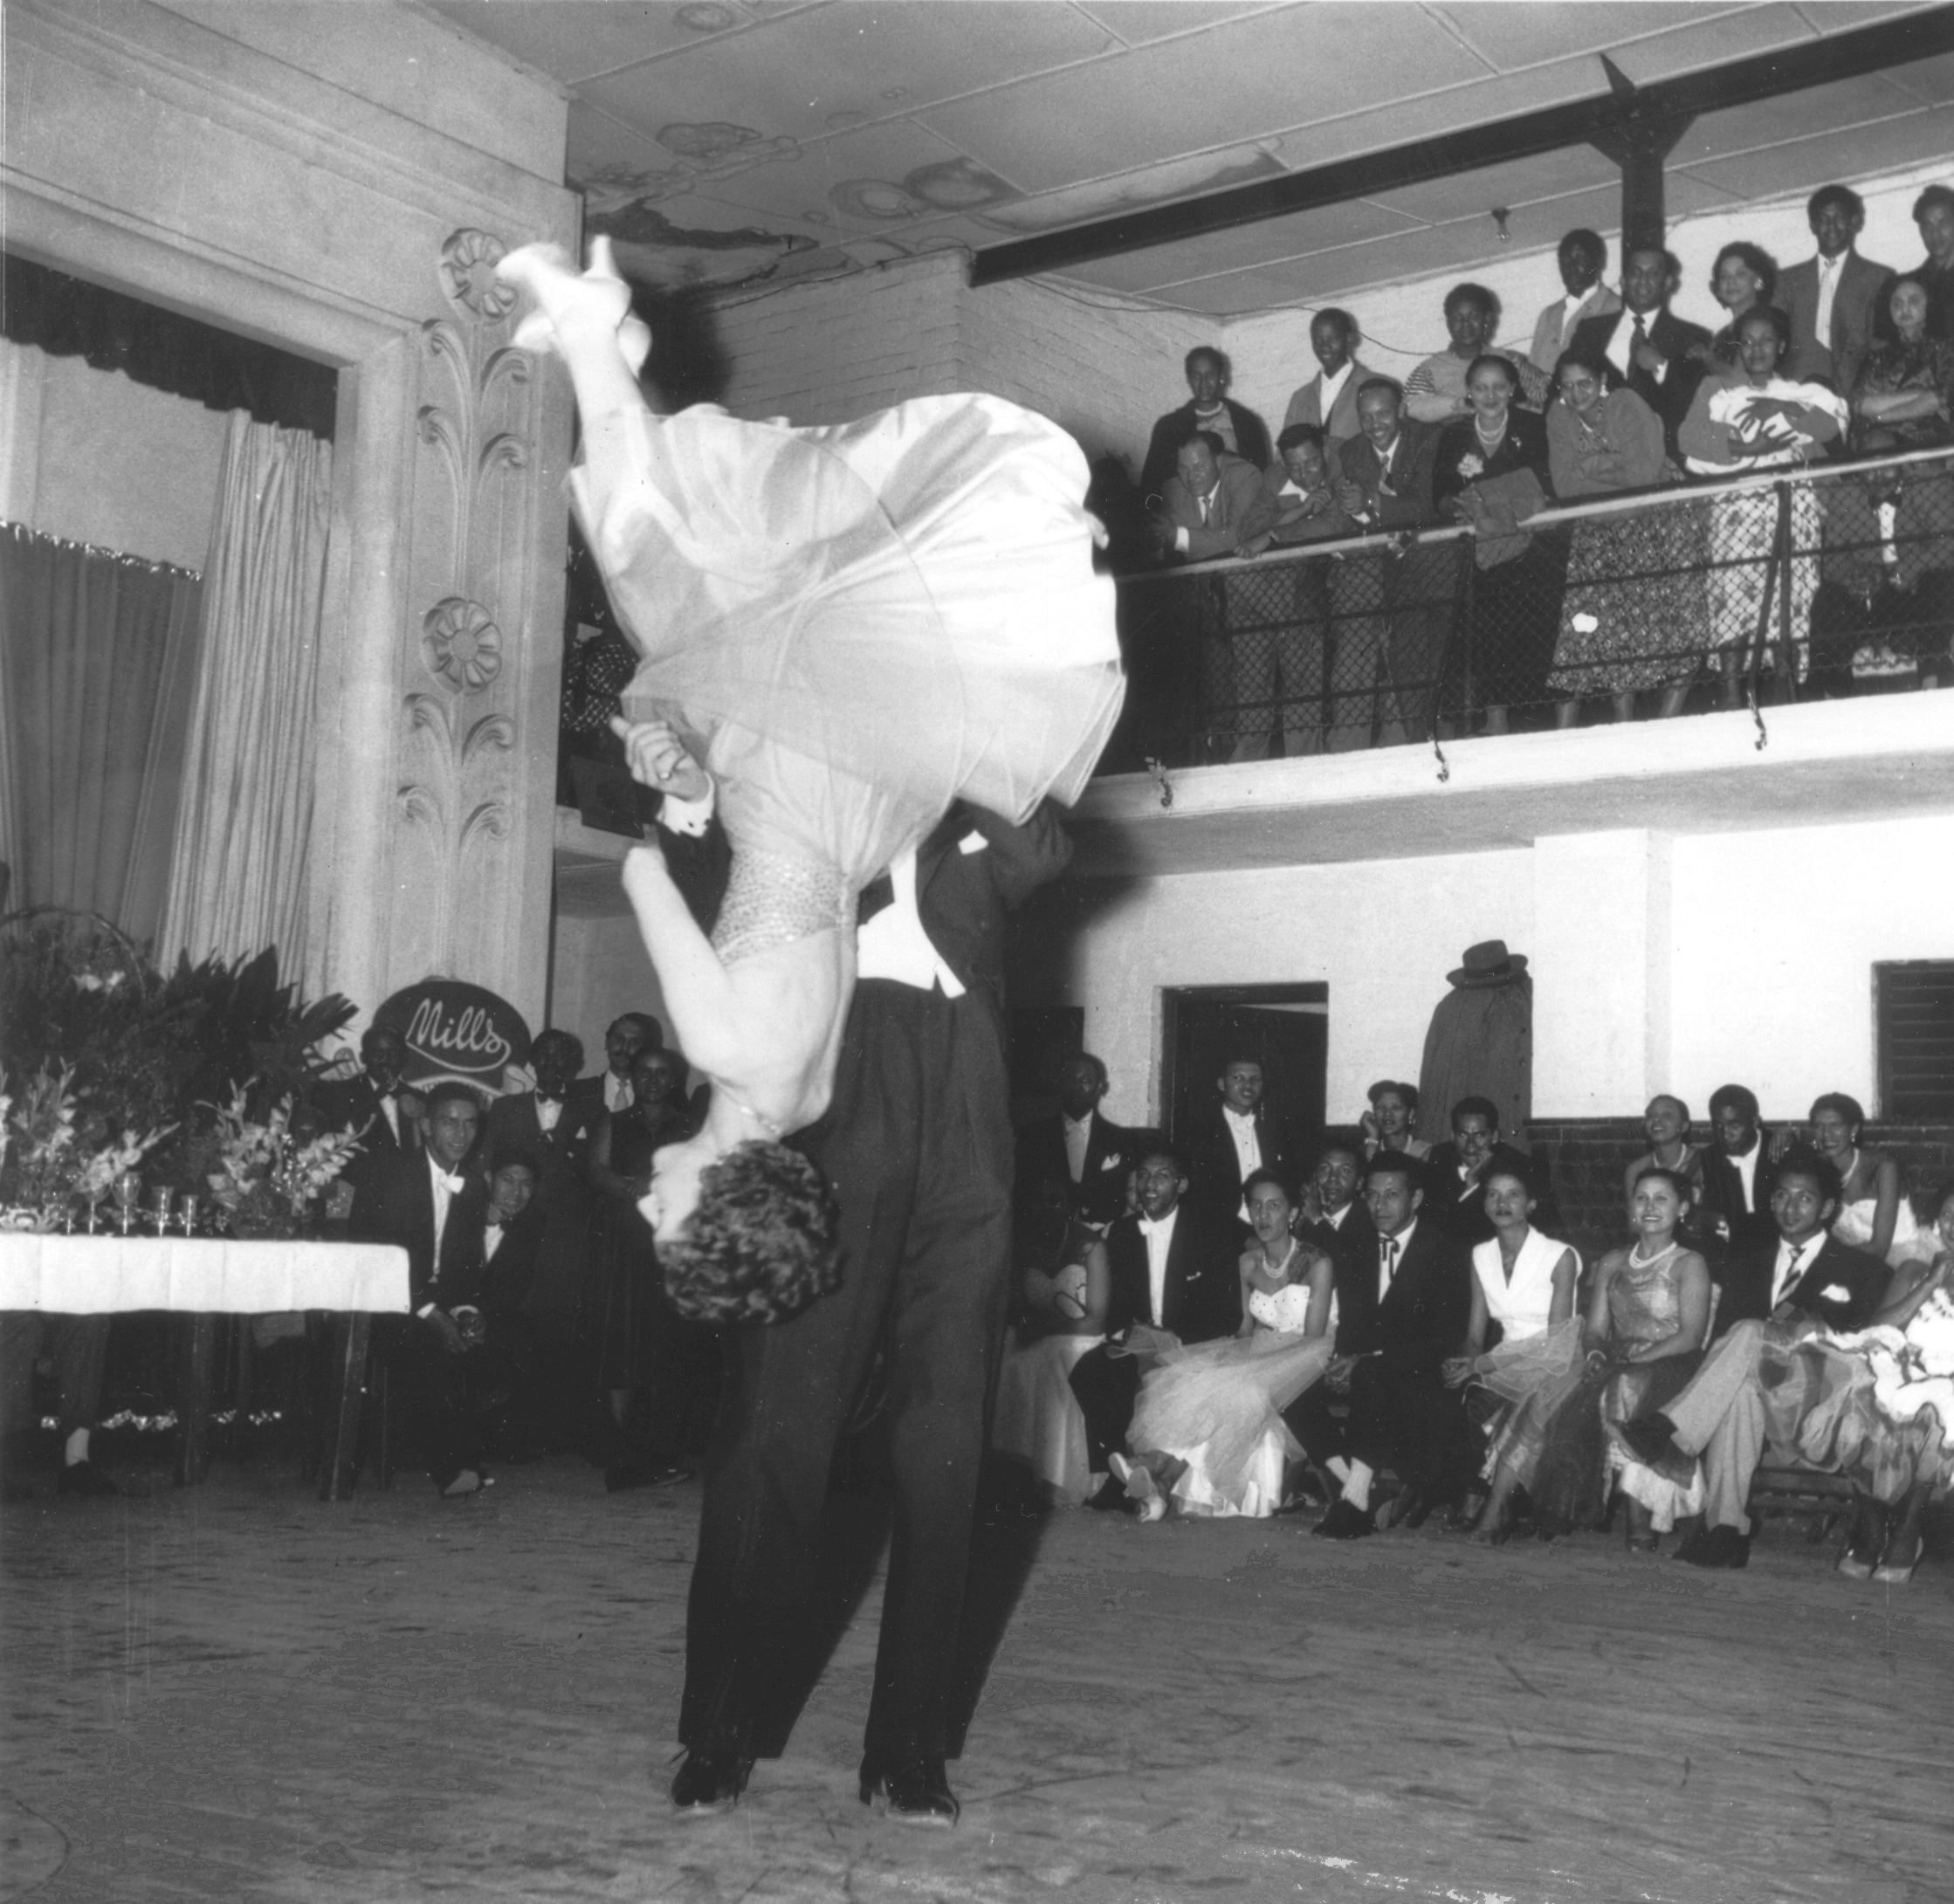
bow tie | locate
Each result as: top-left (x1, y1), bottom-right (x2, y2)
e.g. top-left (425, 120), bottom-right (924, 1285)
top-left (432, 1169), bottom-right (465, 1195)
top-left (535, 1093), bottom-right (563, 1107)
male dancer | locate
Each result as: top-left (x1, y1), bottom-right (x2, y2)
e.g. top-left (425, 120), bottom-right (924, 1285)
top-left (668, 795), bottom-right (1070, 1822)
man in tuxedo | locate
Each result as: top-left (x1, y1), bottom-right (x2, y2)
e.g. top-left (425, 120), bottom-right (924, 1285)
top-left (1183, 1056), bottom-right (1297, 1220)
top-left (1311, 1152), bottom-right (1476, 1537)
top-left (1568, 245), bottom-right (1710, 461)
top-left (673, 801), bottom-right (1071, 1825)
top-left (458, 1151), bottom-right (551, 1461)
top-left (1015, 1052), bottom-right (1135, 1228)
top-left (1615, 1154), bottom-right (1890, 1570)
top-left (317, 1025), bottom-right (420, 1199)
top-left (1527, 228), bottom-right (1621, 376)
top-left (1696, 1083), bottom-right (1779, 1255)
top-left (1068, 1145), bottom-right (1243, 1505)
top-left (1776, 186), bottom-right (1894, 395)
top-left (1278, 1142), bottom-right (1373, 1492)
top-left (568, 1014), bottom-right (663, 1122)
top-left (1331, 379), bottom-right (1456, 746)
top-left (1423, 1096), bottom-right (1561, 1243)
top-left (1137, 345), bottom-right (1271, 498)
top-left (1281, 308), bottom-right (1378, 450)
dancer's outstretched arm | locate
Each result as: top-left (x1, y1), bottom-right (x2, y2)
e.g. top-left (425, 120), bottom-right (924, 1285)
top-left (620, 840), bottom-right (740, 1081)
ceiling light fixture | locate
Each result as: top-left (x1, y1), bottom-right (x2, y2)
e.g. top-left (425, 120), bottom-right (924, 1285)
top-left (1491, 207), bottom-right (1511, 244)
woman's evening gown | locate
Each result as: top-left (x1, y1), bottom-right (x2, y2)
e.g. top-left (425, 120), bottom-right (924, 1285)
top-left (1469, 1228), bottom-right (1585, 1493)
top-left (1128, 1266), bottom-right (1332, 1519)
top-left (571, 395), bottom-right (1126, 925)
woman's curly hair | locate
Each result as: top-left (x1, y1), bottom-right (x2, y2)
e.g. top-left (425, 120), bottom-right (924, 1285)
top-left (659, 1139), bottom-right (841, 1325)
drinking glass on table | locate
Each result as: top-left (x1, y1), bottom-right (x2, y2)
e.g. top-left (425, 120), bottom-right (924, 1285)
top-left (151, 1186), bottom-right (175, 1236)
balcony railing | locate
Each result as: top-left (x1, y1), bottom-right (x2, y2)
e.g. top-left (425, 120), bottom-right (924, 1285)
top-left (1097, 445), bottom-right (1954, 775)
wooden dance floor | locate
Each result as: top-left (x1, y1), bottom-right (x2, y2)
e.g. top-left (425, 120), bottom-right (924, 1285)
top-left (3, 1460), bottom-right (1950, 1902)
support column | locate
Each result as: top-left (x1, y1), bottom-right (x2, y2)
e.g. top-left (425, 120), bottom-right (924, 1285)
top-left (1588, 58), bottom-right (1695, 252)
top-left (1532, 829), bottom-right (1674, 1118)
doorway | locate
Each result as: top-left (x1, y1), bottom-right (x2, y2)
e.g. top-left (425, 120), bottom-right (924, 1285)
top-left (1163, 984), bottom-right (1328, 1158)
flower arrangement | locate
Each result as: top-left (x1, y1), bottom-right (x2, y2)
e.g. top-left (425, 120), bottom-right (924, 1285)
top-left (0, 1062), bottom-right (174, 1225)
top-left (196, 1085), bottom-right (363, 1240)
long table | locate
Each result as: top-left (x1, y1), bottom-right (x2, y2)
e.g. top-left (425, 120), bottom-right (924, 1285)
top-left (0, 1234), bottom-right (409, 1495)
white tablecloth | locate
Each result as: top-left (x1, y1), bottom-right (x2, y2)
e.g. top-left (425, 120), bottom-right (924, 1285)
top-left (0, 1234), bottom-right (410, 1314)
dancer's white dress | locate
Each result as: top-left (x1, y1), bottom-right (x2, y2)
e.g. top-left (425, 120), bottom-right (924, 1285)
top-left (1128, 1273), bottom-right (1332, 1519)
top-left (571, 396), bottom-right (1125, 908)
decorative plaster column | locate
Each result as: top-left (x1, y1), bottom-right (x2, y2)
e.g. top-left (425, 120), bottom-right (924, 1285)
top-left (1531, 829), bottom-right (1674, 1118)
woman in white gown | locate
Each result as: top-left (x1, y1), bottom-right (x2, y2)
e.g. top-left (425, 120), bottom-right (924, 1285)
top-left (493, 240), bottom-right (1123, 1323)
top-left (1798, 1092), bottom-right (1936, 1269)
top-left (1111, 1170), bottom-right (1335, 1520)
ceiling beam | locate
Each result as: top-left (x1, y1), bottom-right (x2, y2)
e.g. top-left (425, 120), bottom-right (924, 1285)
top-left (968, 6), bottom-right (1954, 287)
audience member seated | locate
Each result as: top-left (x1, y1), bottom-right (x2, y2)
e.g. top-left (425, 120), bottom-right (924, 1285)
top-left (991, 1179), bottom-right (1113, 1506)
top-left (1778, 185), bottom-right (1893, 395)
top-left (1302, 1154), bottom-right (1479, 1537)
top-left (1528, 1166), bottom-right (1713, 1551)
top-left (1851, 275), bottom-right (1954, 449)
top-left (1112, 1169), bottom-right (1335, 1520)
top-left (1404, 283), bottom-right (1548, 425)
top-left (1621, 1095), bottom-right (1710, 1220)
top-left (1810, 423), bottom-right (1954, 695)
top-left (1679, 306), bottom-right (1846, 695)
top-left (1569, 245), bottom-right (1710, 463)
top-left (1433, 353), bottom-right (1562, 734)
top-left (1882, 182), bottom-right (1954, 344)
top-left (1783, 1185), bottom-right (1954, 1584)
top-left (1068, 1146), bottom-right (1243, 1510)
top-left (1700, 242), bottom-right (1780, 368)
top-left (1282, 309), bottom-right (1378, 448)
top-left (1017, 1051), bottom-right (1138, 1228)
top-left (1237, 424), bottom-right (1361, 757)
top-left (1183, 1055), bottom-right (1298, 1220)
top-left (1791, 1091), bottom-right (1937, 1268)
top-left (1615, 1154), bottom-right (1889, 1569)
top-left (1527, 228), bottom-right (1621, 376)
top-left (1696, 1083), bottom-right (1780, 1254)
top-left (1441, 1167), bottom-right (1582, 1543)
top-left (0, 1309), bottom-right (116, 1498)
top-left (1302, 1143), bottom-right (1376, 1282)
top-left (1361, 1079), bottom-right (1430, 1163)
top-left (350, 1082), bottom-right (496, 1498)
top-left (1138, 346), bottom-right (1271, 499)
top-left (460, 1151), bottom-right (548, 1461)
top-left (317, 1023), bottom-right (421, 1199)
top-left (587, 1046), bottom-right (703, 1491)
top-left (1545, 345), bottom-right (1698, 725)
top-left (1331, 378), bottom-right (1457, 746)
top-left (1423, 1096), bottom-right (1559, 1244)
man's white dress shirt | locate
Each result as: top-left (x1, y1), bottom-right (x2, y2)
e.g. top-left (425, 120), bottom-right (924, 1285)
top-left (1139, 1205), bottom-right (1180, 1327)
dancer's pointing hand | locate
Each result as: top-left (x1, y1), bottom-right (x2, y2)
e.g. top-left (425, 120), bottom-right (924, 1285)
top-left (612, 716), bottom-right (709, 801)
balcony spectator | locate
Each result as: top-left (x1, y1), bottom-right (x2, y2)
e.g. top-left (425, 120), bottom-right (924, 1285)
top-left (1015, 1051), bottom-right (1139, 1228)
top-left (1527, 229), bottom-right (1620, 376)
top-left (1282, 309), bottom-right (1377, 447)
top-left (1138, 347), bottom-right (1270, 499)
top-left (1701, 242), bottom-right (1780, 368)
top-left (1679, 305), bottom-right (1846, 695)
top-left (1777, 186), bottom-right (1893, 395)
top-left (1361, 1079), bottom-right (1430, 1164)
top-left (1238, 424), bottom-right (1361, 757)
top-left (1569, 245), bottom-right (1711, 462)
top-left (1880, 182), bottom-right (1954, 344)
top-left (1545, 346), bottom-right (1700, 725)
top-left (1851, 275), bottom-right (1954, 450)
top-left (1433, 354), bottom-right (1563, 734)
top-left (1404, 284), bottom-right (1547, 425)
top-left (1331, 378), bottom-right (1458, 746)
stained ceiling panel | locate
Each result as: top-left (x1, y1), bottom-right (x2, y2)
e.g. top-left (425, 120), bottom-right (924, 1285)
top-left (914, 6), bottom-right (1489, 193)
top-left (424, 1), bottom-right (759, 84)
top-left (1674, 101), bottom-right (1954, 203)
top-left (688, 116), bottom-right (984, 229)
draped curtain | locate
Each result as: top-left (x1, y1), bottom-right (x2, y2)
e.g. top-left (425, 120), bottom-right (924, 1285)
top-left (156, 411), bottom-right (333, 969)
top-left (0, 522), bottom-right (204, 938)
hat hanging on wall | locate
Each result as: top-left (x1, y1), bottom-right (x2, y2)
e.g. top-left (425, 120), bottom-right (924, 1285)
top-left (1448, 939), bottom-right (1529, 989)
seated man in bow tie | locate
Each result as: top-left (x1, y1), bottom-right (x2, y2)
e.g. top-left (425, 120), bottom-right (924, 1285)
top-left (1309, 1153), bottom-right (1477, 1538)
top-left (1067, 1145), bottom-right (1243, 1509)
top-left (317, 1024), bottom-right (422, 1205)
top-left (351, 1082), bottom-right (495, 1498)
top-left (1613, 1152), bottom-right (1890, 1570)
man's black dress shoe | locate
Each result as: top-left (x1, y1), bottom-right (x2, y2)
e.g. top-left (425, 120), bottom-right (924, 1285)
top-left (1311, 1498), bottom-right (1373, 1540)
top-left (56, 1461), bottom-right (119, 1498)
top-left (1084, 1475), bottom-right (1128, 1512)
top-left (859, 1755), bottom-right (959, 1825)
top-left (1677, 1523), bottom-right (1750, 1570)
top-left (671, 1745), bottom-right (753, 1813)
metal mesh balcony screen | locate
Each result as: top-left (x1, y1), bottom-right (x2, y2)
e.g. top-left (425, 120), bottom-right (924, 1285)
top-left (1100, 448), bottom-right (1954, 773)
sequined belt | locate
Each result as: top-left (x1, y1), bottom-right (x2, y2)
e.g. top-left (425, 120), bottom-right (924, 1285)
top-left (711, 849), bottom-right (853, 965)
